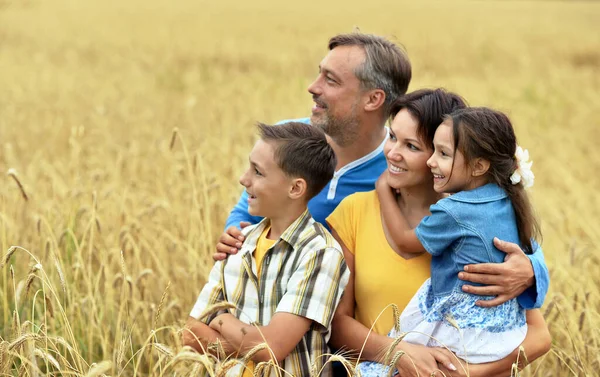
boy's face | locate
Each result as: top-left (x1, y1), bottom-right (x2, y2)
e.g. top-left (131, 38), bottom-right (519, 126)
top-left (239, 139), bottom-right (296, 218)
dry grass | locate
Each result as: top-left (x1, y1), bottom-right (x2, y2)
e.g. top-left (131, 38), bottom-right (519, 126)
top-left (0, 0), bottom-right (599, 375)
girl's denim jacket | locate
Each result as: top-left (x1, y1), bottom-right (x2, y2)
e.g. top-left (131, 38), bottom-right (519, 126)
top-left (415, 183), bottom-right (546, 307)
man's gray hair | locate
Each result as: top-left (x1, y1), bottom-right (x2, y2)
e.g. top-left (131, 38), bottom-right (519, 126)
top-left (328, 33), bottom-right (412, 115)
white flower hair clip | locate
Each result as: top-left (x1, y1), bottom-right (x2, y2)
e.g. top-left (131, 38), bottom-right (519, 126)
top-left (510, 146), bottom-right (534, 188)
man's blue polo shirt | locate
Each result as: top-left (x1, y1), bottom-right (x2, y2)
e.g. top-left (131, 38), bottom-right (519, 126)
top-left (223, 117), bottom-right (549, 310)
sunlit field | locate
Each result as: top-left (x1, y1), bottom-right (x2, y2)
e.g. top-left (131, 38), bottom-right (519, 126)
top-left (1, 0), bottom-right (599, 375)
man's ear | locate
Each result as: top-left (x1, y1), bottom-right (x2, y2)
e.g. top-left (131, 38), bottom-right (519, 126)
top-left (289, 178), bottom-right (307, 200)
top-left (364, 89), bottom-right (386, 112)
top-left (471, 158), bottom-right (490, 177)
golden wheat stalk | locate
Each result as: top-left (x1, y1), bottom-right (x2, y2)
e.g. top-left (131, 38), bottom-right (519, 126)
top-left (33, 349), bottom-right (61, 371)
top-left (170, 128), bottom-right (179, 150)
top-left (7, 168), bottom-right (28, 201)
top-left (154, 280), bottom-right (171, 329)
top-left (216, 358), bottom-right (243, 377)
top-left (197, 302), bottom-right (238, 321)
top-left (8, 333), bottom-right (40, 351)
top-left (0, 246), bottom-right (18, 270)
top-left (84, 361), bottom-right (112, 377)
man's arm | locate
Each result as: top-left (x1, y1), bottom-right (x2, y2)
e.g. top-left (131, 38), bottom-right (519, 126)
top-left (459, 238), bottom-right (549, 308)
top-left (209, 313), bottom-right (312, 363)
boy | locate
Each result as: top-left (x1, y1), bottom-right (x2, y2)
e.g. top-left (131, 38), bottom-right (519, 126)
top-left (184, 122), bottom-right (349, 377)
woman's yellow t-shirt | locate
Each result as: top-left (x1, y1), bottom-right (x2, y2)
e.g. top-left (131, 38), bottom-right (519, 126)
top-left (326, 190), bottom-right (431, 335)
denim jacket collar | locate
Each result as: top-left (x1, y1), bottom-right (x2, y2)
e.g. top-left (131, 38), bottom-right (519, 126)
top-left (447, 183), bottom-right (507, 204)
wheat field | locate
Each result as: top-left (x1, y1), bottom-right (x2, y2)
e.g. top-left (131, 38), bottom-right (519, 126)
top-left (0, 0), bottom-right (599, 375)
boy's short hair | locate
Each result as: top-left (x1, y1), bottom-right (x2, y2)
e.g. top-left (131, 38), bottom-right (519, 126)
top-left (258, 122), bottom-right (336, 200)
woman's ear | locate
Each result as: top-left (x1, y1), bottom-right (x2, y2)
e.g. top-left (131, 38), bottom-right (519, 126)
top-left (289, 178), bottom-right (307, 200)
top-left (471, 158), bottom-right (491, 177)
top-left (364, 89), bottom-right (386, 112)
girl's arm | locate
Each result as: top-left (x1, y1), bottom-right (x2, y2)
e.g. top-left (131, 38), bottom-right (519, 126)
top-left (376, 174), bottom-right (426, 253)
top-left (436, 309), bottom-right (552, 377)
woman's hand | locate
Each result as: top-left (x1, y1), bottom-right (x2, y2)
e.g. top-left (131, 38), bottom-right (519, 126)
top-left (395, 343), bottom-right (458, 377)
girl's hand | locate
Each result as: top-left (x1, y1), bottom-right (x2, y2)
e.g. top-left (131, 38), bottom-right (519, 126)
top-left (375, 170), bottom-right (390, 192)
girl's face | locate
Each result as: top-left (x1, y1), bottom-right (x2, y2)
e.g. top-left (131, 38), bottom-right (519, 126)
top-left (384, 109), bottom-right (434, 190)
top-left (427, 122), bottom-right (473, 193)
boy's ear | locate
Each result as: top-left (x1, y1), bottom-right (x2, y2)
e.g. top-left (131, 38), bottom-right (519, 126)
top-left (363, 89), bottom-right (386, 112)
top-left (471, 158), bottom-right (490, 177)
top-left (289, 178), bottom-right (307, 200)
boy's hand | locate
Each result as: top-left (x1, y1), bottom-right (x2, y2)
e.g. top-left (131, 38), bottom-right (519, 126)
top-left (214, 222), bottom-right (251, 261)
top-left (459, 237), bottom-right (534, 307)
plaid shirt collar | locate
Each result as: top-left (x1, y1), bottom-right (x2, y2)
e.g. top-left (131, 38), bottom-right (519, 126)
top-left (240, 208), bottom-right (313, 254)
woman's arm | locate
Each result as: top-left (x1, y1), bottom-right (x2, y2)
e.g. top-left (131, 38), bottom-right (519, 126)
top-left (328, 229), bottom-right (456, 376)
top-left (376, 173), bottom-right (426, 253)
top-left (436, 309), bottom-right (552, 377)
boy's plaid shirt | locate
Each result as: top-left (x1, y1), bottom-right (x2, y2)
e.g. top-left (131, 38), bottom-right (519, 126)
top-left (190, 210), bottom-right (349, 377)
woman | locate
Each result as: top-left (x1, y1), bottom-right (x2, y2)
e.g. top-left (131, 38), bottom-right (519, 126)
top-left (326, 89), bottom-right (551, 377)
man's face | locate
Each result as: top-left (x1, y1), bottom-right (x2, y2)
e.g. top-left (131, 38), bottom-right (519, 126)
top-left (239, 140), bottom-right (294, 219)
top-left (307, 45), bottom-right (366, 146)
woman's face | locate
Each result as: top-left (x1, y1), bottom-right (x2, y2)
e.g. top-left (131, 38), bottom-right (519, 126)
top-left (383, 109), bottom-right (434, 190)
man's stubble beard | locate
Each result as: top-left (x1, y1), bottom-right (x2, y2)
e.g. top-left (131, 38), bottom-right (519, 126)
top-left (314, 104), bottom-right (360, 148)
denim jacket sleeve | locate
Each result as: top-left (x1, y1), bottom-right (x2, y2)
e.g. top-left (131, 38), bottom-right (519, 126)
top-left (224, 190), bottom-right (263, 230)
top-left (415, 202), bottom-right (462, 257)
top-left (517, 244), bottom-right (549, 309)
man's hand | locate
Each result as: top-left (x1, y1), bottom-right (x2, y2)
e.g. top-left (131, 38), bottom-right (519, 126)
top-left (459, 237), bottom-right (535, 308)
top-left (395, 343), bottom-right (458, 377)
top-left (213, 222), bottom-right (251, 261)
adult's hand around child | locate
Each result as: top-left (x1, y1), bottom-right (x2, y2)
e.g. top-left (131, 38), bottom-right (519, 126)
top-left (395, 343), bottom-right (457, 377)
top-left (213, 222), bottom-right (251, 261)
top-left (459, 237), bottom-right (534, 307)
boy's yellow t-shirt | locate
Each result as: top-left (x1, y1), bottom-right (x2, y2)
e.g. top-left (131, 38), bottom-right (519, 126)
top-left (254, 226), bottom-right (276, 277)
top-left (242, 226), bottom-right (276, 377)
top-left (326, 190), bottom-right (432, 335)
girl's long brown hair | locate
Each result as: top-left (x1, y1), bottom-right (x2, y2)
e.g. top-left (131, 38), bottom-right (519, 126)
top-left (447, 107), bottom-right (542, 254)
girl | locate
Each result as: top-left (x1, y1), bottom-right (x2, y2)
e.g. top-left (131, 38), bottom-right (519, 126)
top-left (359, 107), bottom-right (542, 374)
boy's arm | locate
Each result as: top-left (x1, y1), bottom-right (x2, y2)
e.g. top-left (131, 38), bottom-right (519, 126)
top-left (185, 261), bottom-right (232, 354)
top-left (209, 313), bottom-right (312, 363)
top-left (183, 316), bottom-right (235, 356)
top-left (376, 173), bottom-right (426, 253)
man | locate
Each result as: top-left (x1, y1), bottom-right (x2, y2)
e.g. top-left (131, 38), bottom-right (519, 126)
top-left (212, 32), bottom-right (549, 375)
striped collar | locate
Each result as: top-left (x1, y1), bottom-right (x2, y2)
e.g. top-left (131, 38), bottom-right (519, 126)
top-left (241, 209), bottom-right (313, 254)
